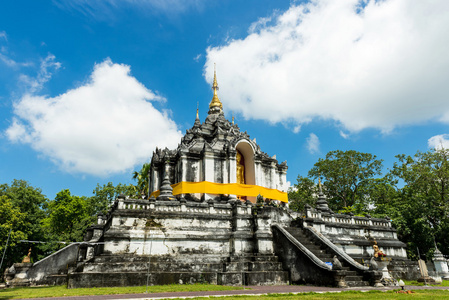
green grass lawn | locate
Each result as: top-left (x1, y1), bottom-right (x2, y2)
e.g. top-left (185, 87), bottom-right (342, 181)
top-left (0, 283), bottom-right (244, 299)
top-left (165, 290), bottom-right (449, 300)
top-left (404, 280), bottom-right (449, 287)
top-left (1, 284), bottom-right (448, 300)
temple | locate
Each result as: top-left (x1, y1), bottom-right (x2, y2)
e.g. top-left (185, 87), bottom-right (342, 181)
top-left (149, 67), bottom-right (288, 203)
top-left (5, 69), bottom-right (430, 289)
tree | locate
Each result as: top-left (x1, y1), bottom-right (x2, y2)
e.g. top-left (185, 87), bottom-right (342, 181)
top-left (132, 162), bottom-right (151, 197)
top-left (288, 176), bottom-right (317, 212)
top-left (0, 196), bottom-right (29, 274)
top-left (90, 182), bottom-right (136, 215)
top-left (387, 148), bottom-right (449, 259)
top-left (0, 180), bottom-right (49, 265)
top-left (308, 150), bottom-right (384, 212)
top-left (44, 189), bottom-right (92, 244)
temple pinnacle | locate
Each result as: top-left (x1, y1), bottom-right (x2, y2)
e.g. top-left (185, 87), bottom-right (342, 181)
top-left (209, 63), bottom-right (223, 112)
top-left (196, 102), bottom-right (199, 120)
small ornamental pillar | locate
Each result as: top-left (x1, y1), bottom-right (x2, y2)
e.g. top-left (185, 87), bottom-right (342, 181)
top-left (208, 199), bottom-right (216, 214)
top-left (433, 244), bottom-right (449, 279)
top-left (316, 179), bottom-right (330, 212)
top-left (304, 203), bottom-right (312, 219)
top-left (97, 213), bottom-right (104, 225)
top-left (117, 194), bottom-right (125, 209)
top-left (157, 164), bottom-right (175, 201)
top-left (149, 196), bottom-right (156, 209)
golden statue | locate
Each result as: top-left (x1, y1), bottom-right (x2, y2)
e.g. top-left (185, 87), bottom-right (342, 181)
top-left (236, 151), bottom-right (245, 184)
top-left (22, 248), bottom-right (32, 263)
top-left (373, 241), bottom-right (386, 258)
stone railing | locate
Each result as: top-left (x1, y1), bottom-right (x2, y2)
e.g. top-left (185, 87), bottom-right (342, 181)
top-left (116, 197), bottom-right (249, 216)
top-left (273, 224), bottom-right (332, 271)
top-left (305, 227), bottom-right (369, 271)
top-left (305, 207), bottom-right (391, 228)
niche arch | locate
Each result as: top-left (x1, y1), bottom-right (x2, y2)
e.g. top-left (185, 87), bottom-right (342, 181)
top-left (235, 140), bottom-right (255, 186)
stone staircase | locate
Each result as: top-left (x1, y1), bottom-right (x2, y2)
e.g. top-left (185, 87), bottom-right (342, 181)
top-left (284, 227), bottom-right (370, 287)
top-left (68, 253), bottom-right (288, 287)
top-left (219, 254), bottom-right (288, 285)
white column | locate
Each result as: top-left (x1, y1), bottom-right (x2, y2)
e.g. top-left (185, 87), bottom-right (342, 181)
top-left (203, 152), bottom-right (215, 200)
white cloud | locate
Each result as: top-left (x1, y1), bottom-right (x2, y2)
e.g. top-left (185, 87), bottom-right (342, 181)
top-left (204, 0), bottom-right (449, 133)
top-left (306, 133), bottom-right (320, 154)
top-left (193, 53), bottom-right (202, 62)
top-left (19, 54), bottom-right (61, 92)
top-left (0, 32), bottom-right (34, 68)
top-left (428, 134), bottom-right (449, 150)
top-left (248, 16), bottom-right (272, 34)
top-left (6, 59), bottom-right (182, 176)
top-left (0, 53), bottom-right (18, 67)
top-left (339, 130), bottom-right (349, 139)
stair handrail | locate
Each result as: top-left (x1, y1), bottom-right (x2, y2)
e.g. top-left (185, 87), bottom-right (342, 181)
top-left (272, 224), bottom-right (332, 271)
top-left (304, 226), bottom-right (369, 271)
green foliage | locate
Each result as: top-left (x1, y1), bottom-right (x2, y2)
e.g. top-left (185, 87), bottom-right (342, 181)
top-left (288, 176), bottom-right (317, 212)
top-left (132, 162), bottom-right (151, 197)
top-left (384, 148), bottom-right (449, 259)
top-left (0, 180), bottom-right (49, 273)
top-left (308, 150), bottom-right (383, 213)
top-left (90, 182), bottom-right (135, 215)
top-left (43, 189), bottom-right (92, 243)
top-left (0, 195), bottom-right (28, 255)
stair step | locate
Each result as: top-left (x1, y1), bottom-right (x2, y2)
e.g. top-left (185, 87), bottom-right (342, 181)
top-left (227, 255), bottom-right (280, 263)
top-left (345, 270), bottom-right (357, 276)
top-left (346, 275), bottom-right (363, 281)
top-left (218, 271), bottom-right (289, 286)
top-left (224, 261), bottom-right (283, 272)
top-left (80, 262), bottom-right (224, 273)
top-left (346, 280), bottom-right (370, 287)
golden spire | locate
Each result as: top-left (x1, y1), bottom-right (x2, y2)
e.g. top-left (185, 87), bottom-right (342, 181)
top-left (209, 63), bottom-right (223, 110)
top-left (196, 102), bottom-right (199, 119)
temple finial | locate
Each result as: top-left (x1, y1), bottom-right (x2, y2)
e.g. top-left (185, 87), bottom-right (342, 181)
top-left (318, 178), bottom-right (323, 193)
top-left (196, 102), bottom-right (199, 120)
top-left (209, 63), bottom-right (223, 113)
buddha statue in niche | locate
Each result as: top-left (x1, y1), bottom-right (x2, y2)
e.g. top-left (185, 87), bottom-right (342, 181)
top-left (236, 150), bottom-right (246, 184)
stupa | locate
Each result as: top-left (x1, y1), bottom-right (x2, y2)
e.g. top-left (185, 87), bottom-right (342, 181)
top-left (149, 67), bottom-right (288, 204)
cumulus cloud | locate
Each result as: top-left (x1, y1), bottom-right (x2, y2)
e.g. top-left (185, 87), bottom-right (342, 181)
top-left (6, 59), bottom-right (182, 176)
top-left (428, 134), bottom-right (449, 150)
top-left (204, 0), bottom-right (449, 133)
top-left (306, 133), bottom-right (320, 154)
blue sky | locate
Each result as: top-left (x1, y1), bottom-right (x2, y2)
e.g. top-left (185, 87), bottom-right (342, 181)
top-left (1, 0), bottom-right (449, 200)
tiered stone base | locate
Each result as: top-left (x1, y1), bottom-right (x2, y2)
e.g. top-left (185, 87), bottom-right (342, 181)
top-left (68, 254), bottom-right (288, 288)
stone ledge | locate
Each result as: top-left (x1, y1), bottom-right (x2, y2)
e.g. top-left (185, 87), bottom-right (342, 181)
top-left (327, 237), bottom-right (406, 248)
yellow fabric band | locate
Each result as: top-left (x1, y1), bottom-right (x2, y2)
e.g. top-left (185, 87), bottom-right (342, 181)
top-left (150, 181), bottom-right (288, 203)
